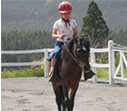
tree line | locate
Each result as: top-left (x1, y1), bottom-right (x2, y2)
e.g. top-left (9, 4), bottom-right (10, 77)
top-left (1, 1), bottom-right (127, 66)
top-left (1, 29), bottom-right (127, 62)
top-left (1, 31), bottom-right (55, 64)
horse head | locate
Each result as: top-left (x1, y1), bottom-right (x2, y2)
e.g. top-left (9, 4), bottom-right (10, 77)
top-left (73, 35), bottom-right (90, 72)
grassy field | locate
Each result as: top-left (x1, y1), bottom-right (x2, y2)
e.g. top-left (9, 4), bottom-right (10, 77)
top-left (1, 67), bottom-right (127, 79)
top-left (1, 68), bottom-right (44, 78)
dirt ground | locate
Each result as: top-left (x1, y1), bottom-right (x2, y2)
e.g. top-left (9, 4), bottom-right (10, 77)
top-left (1, 77), bottom-right (127, 111)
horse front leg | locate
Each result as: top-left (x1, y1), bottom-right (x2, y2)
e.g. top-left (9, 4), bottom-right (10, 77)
top-left (52, 83), bottom-right (62, 111)
top-left (58, 85), bottom-right (66, 111)
top-left (63, 86), bottom-right (71, 111)
top-left (70, 84), bottom-right (79, 111)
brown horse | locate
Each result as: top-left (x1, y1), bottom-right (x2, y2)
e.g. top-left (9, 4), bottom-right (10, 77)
top-left (49, 35), bottom-right (94, 111)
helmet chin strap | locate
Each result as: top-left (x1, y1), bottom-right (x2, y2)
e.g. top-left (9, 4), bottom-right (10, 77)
top-left (62, 18), bottom-right (70, 27)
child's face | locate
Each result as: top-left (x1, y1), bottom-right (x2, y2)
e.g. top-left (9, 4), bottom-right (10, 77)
top-left (61, 12), bottom-right (71, 20)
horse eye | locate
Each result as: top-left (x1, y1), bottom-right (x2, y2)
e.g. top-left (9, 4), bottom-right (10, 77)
top-left (82, 46), bottom-right (86, 51)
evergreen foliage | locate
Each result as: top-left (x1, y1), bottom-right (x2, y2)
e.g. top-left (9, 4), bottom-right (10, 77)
top-left (1, 31), bottom-right (55, 64)
top-left (1, 30), bottom-right (127, 64)
top-left (81, 1), bottom-right (109, 48)
top-left (109, 29), bottom-right (127, 47)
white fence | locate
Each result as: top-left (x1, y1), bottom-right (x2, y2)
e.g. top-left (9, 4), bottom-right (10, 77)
top-left (91, 40), bottom-right (127, 84)
top-left (1, 49), bottom-right (53, 78)
top-left (1, 40), bottom-right (127, 84)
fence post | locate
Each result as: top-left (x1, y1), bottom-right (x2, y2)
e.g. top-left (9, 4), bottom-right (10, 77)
top-left (120, 52), bottom-right (124, 79)
top-left (90, 52), bottom-right (97, 83)
top-left (44, 49), bottom-right (48, 78)
top-left (108, 40), bottom-right (114, 85)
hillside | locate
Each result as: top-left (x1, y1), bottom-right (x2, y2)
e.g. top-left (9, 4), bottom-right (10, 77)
top-left (1, 0), bottom-right (127, 32)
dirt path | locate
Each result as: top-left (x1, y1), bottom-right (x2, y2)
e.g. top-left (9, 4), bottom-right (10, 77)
top-left (1, 77), bottom-right (127, 111)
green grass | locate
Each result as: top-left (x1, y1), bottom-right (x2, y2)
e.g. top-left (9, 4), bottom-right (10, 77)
top-left (1, 67), bottom-right (127, 79)
top-left (96, 68), bottom-right (109, 80)
top-left (1, 68), bottom-right (44, 78)
top-left (95, 67), bottom-right (127, 79)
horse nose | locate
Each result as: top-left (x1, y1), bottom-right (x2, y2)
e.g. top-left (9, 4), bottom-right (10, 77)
top-left (80, 59), bottom-right (90, 69)
top-left (84, 63), bottom-right (90, 71)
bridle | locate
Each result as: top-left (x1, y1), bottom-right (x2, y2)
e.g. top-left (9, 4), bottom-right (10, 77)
top-left (63, 40), bottom-right (79, 64)
top-left (62, 39), bottom-right (90, 73)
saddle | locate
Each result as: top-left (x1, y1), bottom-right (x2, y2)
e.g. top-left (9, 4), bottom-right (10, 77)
top-left (47, 50), bottom-right (63, 83)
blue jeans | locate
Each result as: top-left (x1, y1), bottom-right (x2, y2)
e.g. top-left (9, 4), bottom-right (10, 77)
top-left (47, 41), bottom-right (64, 61)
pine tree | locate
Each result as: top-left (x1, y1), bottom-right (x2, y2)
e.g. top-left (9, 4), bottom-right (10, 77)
top-left (81, 1), bottom-right (109, 48)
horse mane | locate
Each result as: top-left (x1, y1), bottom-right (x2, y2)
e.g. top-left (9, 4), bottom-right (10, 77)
top-left (61, 38), bottom-right (74, 62)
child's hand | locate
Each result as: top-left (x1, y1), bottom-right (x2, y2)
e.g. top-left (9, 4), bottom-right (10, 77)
top-left (59, 34), bottom-right (66, 39)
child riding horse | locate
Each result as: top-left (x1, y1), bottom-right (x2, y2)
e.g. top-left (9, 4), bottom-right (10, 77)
top-left (49, 35), bottom-right (95, 111)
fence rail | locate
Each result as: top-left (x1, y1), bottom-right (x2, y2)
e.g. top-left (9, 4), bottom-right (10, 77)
top-left (1, 48), bottom-right (53, 78)
top-left (1, 40), bottom-right (127, 84)
top-left (1, 49), bottom-right (53, 54)
top-left (1, 62), bottom-right (44, 67)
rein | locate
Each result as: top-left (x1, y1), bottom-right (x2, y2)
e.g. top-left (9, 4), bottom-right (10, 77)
top-left (63, 40), bottom-right (79, 64)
